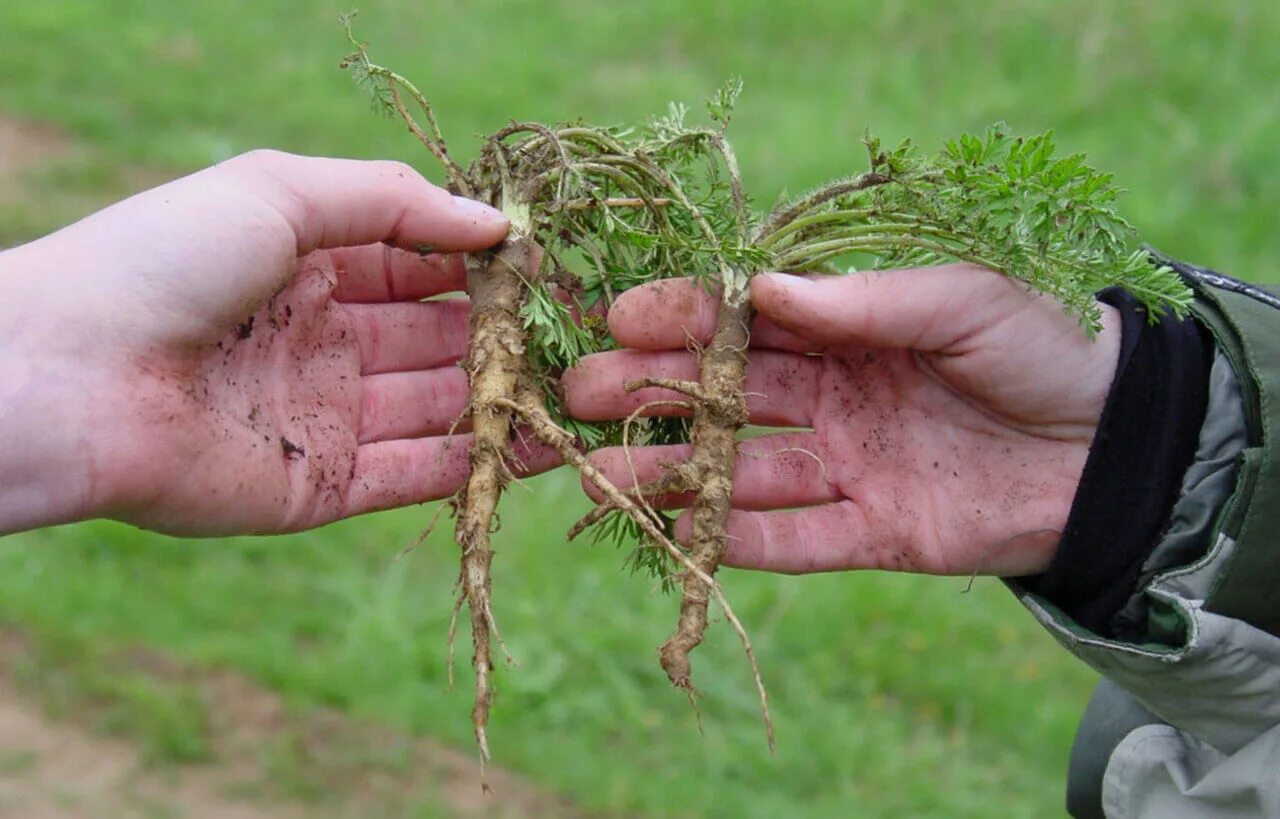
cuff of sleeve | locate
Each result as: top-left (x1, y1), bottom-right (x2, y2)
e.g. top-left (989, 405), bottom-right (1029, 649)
top-left (1015, 290), bottom-right (1212, 638)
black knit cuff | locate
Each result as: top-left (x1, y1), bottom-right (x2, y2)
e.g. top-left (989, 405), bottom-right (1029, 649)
top-left (1017, 290), bottom-right (1212, 637)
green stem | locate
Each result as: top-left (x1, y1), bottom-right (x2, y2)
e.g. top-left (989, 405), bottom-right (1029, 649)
top-left (556, 127), bottom-right (632, 155)
top-left (752, 172), bottom-right (892, 243)
top-left (755, 207), bottom-right (881, 250)
top-left (774, 235), bottom-right (997, 272)
top-left (772, 223), bottom-right (981, 266)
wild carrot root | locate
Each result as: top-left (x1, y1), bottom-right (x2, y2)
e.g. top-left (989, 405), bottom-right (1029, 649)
top-left (639, 293), bottom-right (753, 690)
top-left (454, 236), bottom-right (535, 765)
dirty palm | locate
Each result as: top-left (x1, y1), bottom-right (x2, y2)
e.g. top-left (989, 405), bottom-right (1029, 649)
top-left (342, 18), bottom-right (1190, 766)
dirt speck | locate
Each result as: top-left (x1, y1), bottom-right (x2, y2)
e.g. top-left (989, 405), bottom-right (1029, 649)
top-left (280, 437), bottom-right (305, 460)
top-left (235, 315), bottom-right (256, 340)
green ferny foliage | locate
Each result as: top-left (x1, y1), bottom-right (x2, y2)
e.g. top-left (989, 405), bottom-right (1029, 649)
top-left (341, 16), bottom-right (1192, 584)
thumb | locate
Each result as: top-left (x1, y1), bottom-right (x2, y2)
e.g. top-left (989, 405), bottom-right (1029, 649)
top-left (750, 264), bottom-right (1020, 352)
top-left (217, 150), bottom-right (511, 255)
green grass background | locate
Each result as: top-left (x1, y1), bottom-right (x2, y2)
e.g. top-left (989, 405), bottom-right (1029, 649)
top-left (1, 1), bottom-right (1277, 816)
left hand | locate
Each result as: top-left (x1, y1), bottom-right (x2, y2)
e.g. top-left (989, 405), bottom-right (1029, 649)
top-left (0, 150), bottom-right (556, 536)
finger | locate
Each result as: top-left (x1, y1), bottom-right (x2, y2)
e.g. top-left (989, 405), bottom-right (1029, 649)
top-left (343, 433), bottom-right (561, 518)
top-left (330, 244), bottom-right (467, 303)
top-left (750, 265), bottom-right (1031, 352)
top-left (220, 150), bottom-right (509, 254)
top-left (608, 278), bottom-right (815, 352)
top-left (342, 300), bottom-right (470, 375)
top-left (584, 432), bottom-right (840, 510)
top-left (564, 349), bottom-right (820, 427)
top-left (358, 368), bottom-right (471, 444)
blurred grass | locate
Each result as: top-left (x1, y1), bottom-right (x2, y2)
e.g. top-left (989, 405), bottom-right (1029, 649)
top-left (1, 0), bottom-right (1277, 816)
top-left (10, 632), bottom-right (213, 765)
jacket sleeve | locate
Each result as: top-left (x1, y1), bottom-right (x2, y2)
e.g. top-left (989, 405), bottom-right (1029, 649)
top-left (1006, 258), bottom-right (1280, 818)
top-left (1108, 726), bottom-right (1280, 817)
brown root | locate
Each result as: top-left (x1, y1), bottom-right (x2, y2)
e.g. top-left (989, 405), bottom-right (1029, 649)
top-left (566, 471), bottom-right (690, 540)
top-left (658, 294), bottom-right (752, 690)
top-left (454, 236), bottom-right (537, 765)
top-left (623, 376), bottom-right (706, 402)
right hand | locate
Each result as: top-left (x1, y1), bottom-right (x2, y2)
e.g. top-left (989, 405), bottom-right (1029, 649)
top-left (563, 265), bottom-right (1122, 577)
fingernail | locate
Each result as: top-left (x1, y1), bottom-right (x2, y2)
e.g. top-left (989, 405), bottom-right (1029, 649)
top-left (451, 195), bottom-right (507, 223)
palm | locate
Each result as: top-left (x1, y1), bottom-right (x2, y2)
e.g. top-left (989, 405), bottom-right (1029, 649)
top-left (98, 249), bottom-right (475, 535)
top-left (782, 342), bottom-right (1092, 575)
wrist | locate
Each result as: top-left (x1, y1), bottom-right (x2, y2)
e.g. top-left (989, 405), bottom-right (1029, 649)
top-left (1017, 289), bottom-right (1213, 634)
top-left (0, 247), bottom-right (103, 535)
